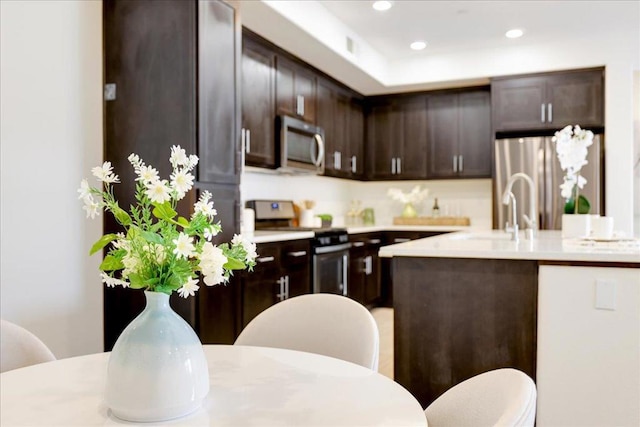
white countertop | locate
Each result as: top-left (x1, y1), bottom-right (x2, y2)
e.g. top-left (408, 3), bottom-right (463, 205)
top-left (247, 230), bottom-right (315, 244)
top-left (378, 230), bottom-right (640, 263)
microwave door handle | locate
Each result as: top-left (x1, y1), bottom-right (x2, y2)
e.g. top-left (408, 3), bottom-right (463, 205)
top-left (311, 134), bottom-right (325, 167)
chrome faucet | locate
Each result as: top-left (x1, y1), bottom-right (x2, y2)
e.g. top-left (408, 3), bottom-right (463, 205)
top-left (501, 172), bottom-right (537, 240)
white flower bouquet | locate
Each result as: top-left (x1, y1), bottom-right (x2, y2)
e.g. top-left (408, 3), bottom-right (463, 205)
top-left (387, 185), bottom-right (429, 204)
top-left (79, 146), bottom-right (256, 298)
top-left (552, 125), bottom-right (594, 214)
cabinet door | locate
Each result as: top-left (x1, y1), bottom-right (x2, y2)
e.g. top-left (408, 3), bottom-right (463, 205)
top-left (348, 239), bottom-right (367, 305)
top-left (241, 243), bottom-right (281, 327)
top-left (427, 93), bottom-right (459, 178)
top-left (276, 56), bottom-right (316, 123)
top-left (367, 103), bottom-right (399, 179)
top-left (198, 0), bottom-right (240, 184)
top-left (457, 90), bottom-right (492, 178)
top-left (398, 98), bottom-right (428, 179)
top-left (363, 236), bottom-right (383, 305)
top-left (546, 70), bottom-right (604, 129)
top-left (242, 36), bottom-right (276, 168)
top-left (280, 239), bottom-right (311, 298)
top-left (347, 99), bottom-right (365, 178)
top-left (491, 77), bottom-right (547, 132)
top-left (316, 79), bottom-right (339, 174)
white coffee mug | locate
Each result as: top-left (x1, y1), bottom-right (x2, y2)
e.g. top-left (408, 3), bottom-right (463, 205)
top-left (591, 216), bottom-right (614, 239)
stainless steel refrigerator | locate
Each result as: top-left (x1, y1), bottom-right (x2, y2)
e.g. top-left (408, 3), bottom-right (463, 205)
top-left (493, 135), bottom-right (604, 230)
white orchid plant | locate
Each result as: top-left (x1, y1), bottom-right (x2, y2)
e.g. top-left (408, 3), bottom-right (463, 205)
top-left (387, 185), bottom-right (430, 205)
top-left (552, 125), bottom-right (594, 214)
top-left (78, 146), bottom-right (257, 298)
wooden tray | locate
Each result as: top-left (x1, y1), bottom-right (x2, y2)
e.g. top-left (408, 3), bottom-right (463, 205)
top-left (393, 216), bottom-right (471, 226)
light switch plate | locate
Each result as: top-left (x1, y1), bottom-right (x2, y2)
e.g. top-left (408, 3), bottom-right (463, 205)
top-left (595, 280), bottom-right (616, 310)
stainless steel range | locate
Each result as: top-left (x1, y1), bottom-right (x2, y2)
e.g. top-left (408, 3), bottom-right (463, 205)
top-left (246, 200), bottom-right (350, 296)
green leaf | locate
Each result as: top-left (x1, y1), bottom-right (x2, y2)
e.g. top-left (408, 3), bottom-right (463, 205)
top-left (152, 202), bottom-right (177, 221)
top-left (141, 231), bottom-right (164, 245)
top-left (113, 206), bottom-right (132, 226)
top-left (90, 234), bottom-right (118, 255)
top-left (224, 257), bottom-right (245, 270)
top-left (127, 273), bottom-right (147, 289)
top-left (177, 217), bottom-right (190, 228)
top-left (99, 255), bottom-right (124, 271)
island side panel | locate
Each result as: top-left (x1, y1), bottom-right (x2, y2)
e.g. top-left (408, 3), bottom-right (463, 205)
top-left (393, 257), bottom-right (538, 408)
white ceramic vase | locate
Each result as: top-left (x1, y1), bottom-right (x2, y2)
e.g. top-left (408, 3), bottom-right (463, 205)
top-left (105, 291), bottom-right (209, 422)
top-left (561, 214), bottom-right (591, 238)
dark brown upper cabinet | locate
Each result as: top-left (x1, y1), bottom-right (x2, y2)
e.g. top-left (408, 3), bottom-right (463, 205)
top-left (491, 68), bottom-right (604, 132)
top-left (241, 34), bottom-right (276, 168)
top-left (427, 88), bottom-right (492, 179)
top-left (316, 77), bottom-right (365, 179)
top-left (366, 96), bottom-right (428, 180)
top-left (276, 55), bottom-right (317, 124)
top-left (103, 0), bottom-right (240, 350)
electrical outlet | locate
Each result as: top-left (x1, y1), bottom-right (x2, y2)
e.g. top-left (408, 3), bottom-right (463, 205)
top-left (595, 280), bottom-right (616, 310)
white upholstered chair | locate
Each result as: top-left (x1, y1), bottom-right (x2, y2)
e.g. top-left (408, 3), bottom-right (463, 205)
top-left (424, 368), bottom-right (537, 427)
top-left (235, 293), bottom-right (380, 370)
top-left (1, 319), bottom-right (56, 373)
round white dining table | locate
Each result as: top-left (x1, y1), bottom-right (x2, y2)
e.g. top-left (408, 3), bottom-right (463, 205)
top-left (0, 345), bottom-right (427, 426)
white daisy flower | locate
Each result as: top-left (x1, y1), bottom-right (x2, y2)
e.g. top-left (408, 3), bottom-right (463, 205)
top-left (232, 234), bottom-right (257, 263)
top-left (145, 179), bottom-right (172, 204)
top-left (173, 232), bottom-right (195, 259)
top-left (199, 242), bottom-right (227, 286)
top-left (170, 145), bottom-right (188, 168)
top-left (177, 278), bottom-right (200, 298)
top-left (77, 179), bottom-right (91, 200)
top-left (171, 169), bottom-right (194, 199)
top-left (203, 227), bottom-right (218, 241)
top-left (91, 161), bottom-right (119, 183)
top-left (136, 165), bottom-right (159, 184)
top-left (82, 194), bottom-right (101, 219)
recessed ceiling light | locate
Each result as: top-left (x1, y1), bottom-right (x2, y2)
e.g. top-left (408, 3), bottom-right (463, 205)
top-left (410, 41), bottom-right (427, 51)
top-left (505, 29), bottom-right (524, 39)
top-left (372, 1), bottom-right (392, 12)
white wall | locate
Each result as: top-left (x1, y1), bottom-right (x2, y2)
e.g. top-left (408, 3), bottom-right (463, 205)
top-left (0, 0), bottom-right (103, 358)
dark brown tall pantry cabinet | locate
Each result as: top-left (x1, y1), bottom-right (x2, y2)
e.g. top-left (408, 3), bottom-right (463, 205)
top-left (103, 0), bottom-right (241, 350)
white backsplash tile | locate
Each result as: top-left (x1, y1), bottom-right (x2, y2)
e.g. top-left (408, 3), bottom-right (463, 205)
top-left (241, 169), bottom-right (493, 228)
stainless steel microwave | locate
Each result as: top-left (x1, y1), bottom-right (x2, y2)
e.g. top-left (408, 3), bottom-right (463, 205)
top-left (277, 115), bottom-right (325, 174)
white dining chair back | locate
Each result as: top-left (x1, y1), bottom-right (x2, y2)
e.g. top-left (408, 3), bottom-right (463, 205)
top-left (235, 293), bottom-right (379, 370)
top-left (1, 319), bottom-right (56, 373)
top-left (424, 368), bottom-right (537, 427)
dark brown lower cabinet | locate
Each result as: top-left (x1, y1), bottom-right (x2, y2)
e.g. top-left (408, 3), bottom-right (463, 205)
top-left (393, 257), bottom-right (538, 408)
top-left (241, 239), bottom-right (311, 329)
top-left (348, 233), bottom-right (383, 307)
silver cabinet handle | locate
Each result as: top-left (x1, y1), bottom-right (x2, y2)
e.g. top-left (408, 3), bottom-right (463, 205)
top-left (541, 103), bottom-right (545, 123)
top-left (397, 157), bottom-right (401, 174)
top-left (364, 255), bottom-right (372, 275)
top-left (342, 253), bottom-right (348, 296)
top-left (391, 157), bottom-right (396, 174)
top-left (296, 95), bottom-right (305, 116)
top-left (287, 250), bottom-right (307, 257)
top-left (453, 155), bottom-right (458, 172)
top-left (246, 129), bottom-right (251, 153)
top-left (333, 152), bottom-right (340, 170)
top-left (311, 134), bottom-right (325, 167)
top-left (285, 275), bottom-right (290, 299)
top-left (548, 103), bottom-right (553, 122)
top-left (459, 155), bottom-right (463, 172)
top-left (394, 238), bottom-right (411, 243)
top-left (352, 241), bottom-right (365, 247)
top-left (351, 155), bottom-right (356, 173)
top-left (276, 276), bottom-right (285, 301)
top-left (367, 238), bottom-right (381, 245)
top-left (241, 128), bottom-right (246, 153)
top-left (257, 256), bottom-right (275, 263)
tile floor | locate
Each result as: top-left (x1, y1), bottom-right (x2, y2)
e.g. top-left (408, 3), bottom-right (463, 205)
top-left (371, 307), bottom-right (393, 379)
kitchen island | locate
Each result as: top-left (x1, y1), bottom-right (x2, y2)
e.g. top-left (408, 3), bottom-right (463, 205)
top-left (380, 230), bottom-right (639, 426)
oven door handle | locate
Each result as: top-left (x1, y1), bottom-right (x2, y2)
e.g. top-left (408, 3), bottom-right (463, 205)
top-left (314, 242), bottom-right (352, 254)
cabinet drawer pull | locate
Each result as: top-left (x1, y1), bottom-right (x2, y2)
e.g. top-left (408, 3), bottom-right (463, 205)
top-left (394, 238), bottom-right (411, 243)
top-left (547, 103), bottom-right (553, 122)
top-left (397, 157), bottom-right (401, 174)
top-left (391, 157), bottom-right (396, 174)
top-left (541, 103), bottom-right (545, 123)
top-left (459, 155), bottom-right (463, 172)
top-left (351, 155), bottom-right (356, 173)
top-left (287, 250), bottom-right (307, 257)
top-left (246, 129), bottom-right (251, 153)
top-left (352, 241), bottom-right (365, 247)
top-left (367, 238), bottom-right (381, 245)
top-left (257, 256), bottom-right (275, 263)
top-left (297, 95), bottom-right (305, 116)
top-left (453, 155), bottom-right (457, 172)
